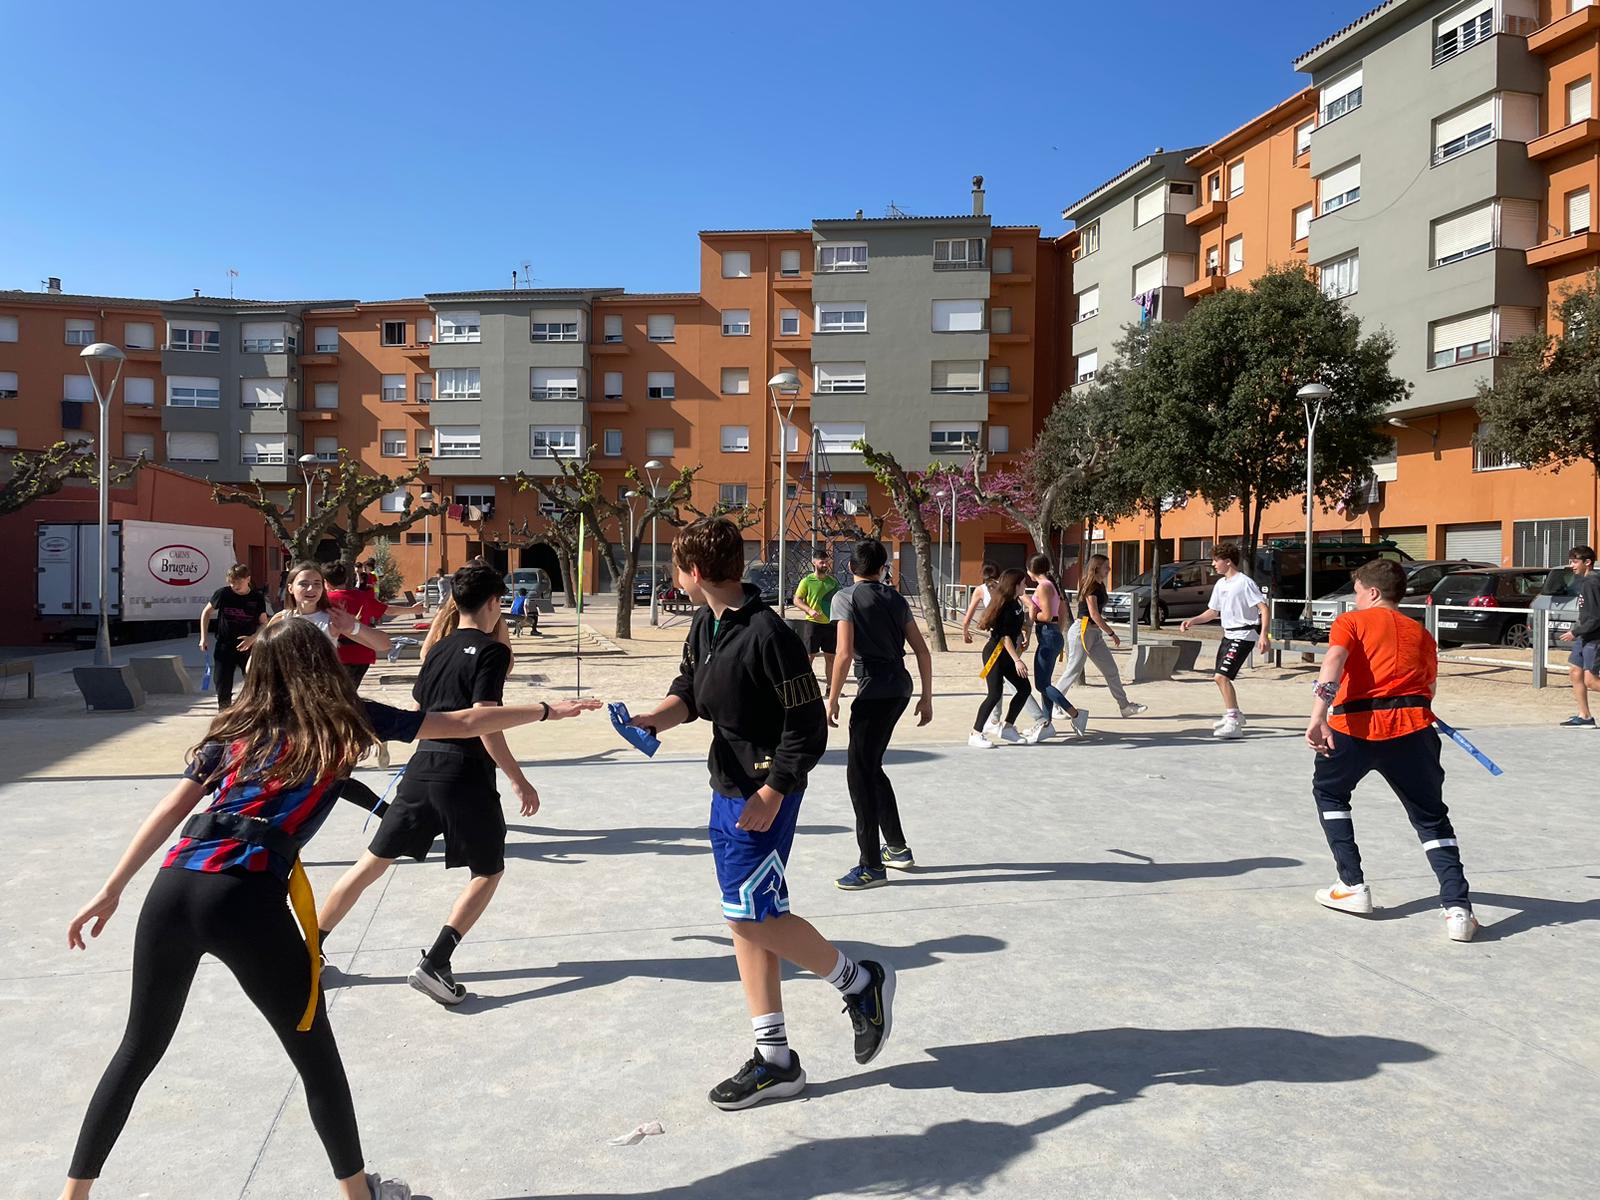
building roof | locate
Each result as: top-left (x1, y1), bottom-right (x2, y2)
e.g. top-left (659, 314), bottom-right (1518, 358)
top-left (699, 228), bottom-right (811, 237)
top-left (0, 289), bottom-right (164, 310)
top-left (813, 213), bottom-right (987, 226)
top-left (422, 288), bottom-right (626, 303)
top-left (1187, 88), bottom-right (1320, 166)
top-left (1293, 0), bottom-right (1412, 71)
top-left (1060, 148), bottom-right (1205, 223)
top-left (601, 292), bottom-right (701, 303)
top-left (164, 296), bottom-right (359, 311)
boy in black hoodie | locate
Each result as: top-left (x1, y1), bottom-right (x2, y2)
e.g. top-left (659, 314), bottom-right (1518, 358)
top-left (628, 517), bottom-right (896, 1110)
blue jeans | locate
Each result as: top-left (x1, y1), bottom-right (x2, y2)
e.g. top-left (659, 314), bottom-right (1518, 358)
top-left (1033, 622), bottom-right (1072, 717)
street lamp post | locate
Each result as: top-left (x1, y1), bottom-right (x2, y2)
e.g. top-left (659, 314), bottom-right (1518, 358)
top-left (419, 486), bottom-right (435, 605)
top-left (1297, 382), bottom-right (1333, 630)
top-left (643, 458), bottom-right (664, 626)
top-left (768, 371), bottom-right (801, 617)
top-left (296, 452), bottom-right (321, 524)
top-left (80, 343), bottom-right (126, 667)
top-left (934, 490), bottom-right (947, 614)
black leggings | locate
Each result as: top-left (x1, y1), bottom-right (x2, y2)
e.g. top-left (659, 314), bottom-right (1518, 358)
top-left (848, 695), bottom-right (910, 868)
top-left (69, 869), bottom-right (364, 1181)
top-left (213, 643), bottom-right (250, 709)
top-left (975, 649), bottom-right (1031, 731)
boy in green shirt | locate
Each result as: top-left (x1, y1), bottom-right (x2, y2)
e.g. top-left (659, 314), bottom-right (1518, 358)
top-left (794, 549), bottom-right (841, 680)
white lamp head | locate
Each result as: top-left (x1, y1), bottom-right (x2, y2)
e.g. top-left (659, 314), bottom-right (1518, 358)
top-left (1297, 382), bottom-right (1333, 401)
top-left (1386, 417), bottom-right (1409, 429)
top-left (768, 371), bottom-right (801, 392)
top-left (419, 487), bottom-right (435, 502)
top-left (644, 459), bottom-right (664, 470)
top-left (79, 342), bottom-right (126, 362)
top-left (297, 453), bottom-right (320, 468)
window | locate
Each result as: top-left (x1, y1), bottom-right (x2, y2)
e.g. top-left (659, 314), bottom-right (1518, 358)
top-left (313, 436), bottom-right (339, 463)
top-left (820, 484), bottom-right (867, 513)
top-left (167, 431), bottom-right (219, 462)
top-left (1078, 220), bottom-right (1100, 257)
top-left (992, 246), bottom-right (1014, 274)
top-left (416, 375), bottom-right (433, 402)
top-left (1296, 120), bottom-right (1315, 156)
top-left (646, 428), bottom-right (675, 456)
top-left (603, 314), bottom-right (623, 343)
top-left (814, 362), bottom-right (866, 393)
top-left (241, 321), bottom-right (292, 353)
top-left (0, 315), bottom-right (16, 341)
top-left (530, 427), bottom-right (581, 458)
top-left (1320, 67), bottom-right (1362, 124)
top-left (1134, 183), bottom-right (1167, 227)
top-left (932, 361), bottom-right (983, 393)
top-left (240, 436), bottom-right (288, 466)
top-left (65, 318), bottom-right (95, 345)
top-left (1294, 204), bottom-right (1313, 243)
top-left (1434, 1), bottom-right (1493, 67)
top-left (646, 314), bottom-right (675, 342)
top-left (1473, 422), bottom-right (1520, 471)
top-left (530, 367), bottom-right (580, 400)
top-left (167, 321), bottom-right (219, 352)
top-left (604, 371), bottom-right (623, 401)
top-left (1433, 202), bottom-right (1494, 266)
top-left (1076, 285), bottom-right (1100, 321)
top-left (989, 364), bottom-right (1011, 393)
top-left (416, 317), bottom-right (433, 344)
top-left (313, 326), bottom-right (338, 353)
top-left (0, 370), bottom-right (19, 399)
top-left (381, 374), bottom-right (407, 402)
top-left (1514, 517), bottom-right (1590, 567)
top-left (1133, 253), bottom-right (1197, 293)
top-left (1319, 160), bottom-right (1361, 214)
top-left (1433, 96), bottom-right (1495, 163)
top-left (435, 425), bottom-right (481, 457)
top-left (989, 425), bottom-right (1010, 453)
top-left (782, 424), bottom-right (800, 454)
top-left (124, 377), bottom-right (155, 407)
top-left (991, 306), bottom-right (1013, 334)
top-left (603, 428), bottom-right (623, 457)
top-left (1319, 253), bottom-right (1360, 299)
top-left (1430, 310), bottom-right (1494, 368)
top-left (123, 431), bottom-right (155, 460)
top-left (378, 430), bottom-right (406, 457)
top-left (382, 320), bottom-right (406, 346)
top-left (436, 367), bottom-right (480, 400)
top-left (1208, 171), bottom-right (1223, 200)
top-left (779, 248), bottom-right (802, 276)
top-left (1076, 350), bottom-right (1099, 384)
top-left (1227, 160), bottom-right (1245, 198)
top-left (1226, 236), bottom-right (1244, 275)
top-left (0, 429), bottom-right (16, 448)
top-left (721, 251), bottom-right (751, 278)
top-left (242, 379), bottom-right (285, 409)
top-left (930, 422), bottom-right (981, 453)
top-left (530, 310), bottom-right (579, 341)
top-left (815, 422), bottom-right (865, 452)
top-left (1568, 187), bottom-right (1591, 235)
top-left (817, 243), bottom-right (868, 273)
top-left (933, 237), bottom-right (986, 268)
top-left (314, 382), bottom-right (338, 410)
top-left (1570, 77), bottom-right (1593, 126)
top-left (721, 367), bottom-right (749, 395)
top-left (931, 299), bottom-right (984, 332)
top-left (817, 302), bottom-right (867, 333)
top-left (1206, 245), bottom-right (1221, 275)
top-left (64, 374), bottom-right (93, 403)
top-left (415, 431), bottom-right (432, 457)
top-left (647, 371), bottom-right (676, 399)
top-left (380, 488), bottom-right (408, 513)
top-left (124, 321), bottom-right (155, 350)
top-left (779, 309), bottom-right (801, 336)
top-left (719, 483), bottom-right (749, 508)
top-left (167, 376), bottom-right (220, 408)
top-left (435, 311), bottom-right (481, 343)
top-left (722, 309), bottom-right (751, 335)
top-left (453, 488), bottom-right (497, 513)
top-left (720, 425), bottom-right (750, 452)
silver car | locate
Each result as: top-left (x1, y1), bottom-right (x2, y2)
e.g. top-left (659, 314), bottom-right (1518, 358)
top-left (1309, 560), bottom-right (1494, 637)
top-left (1105, 559), bottom-right (1217, 623)
top-left (1532, 566), bottom-right (1583, 646)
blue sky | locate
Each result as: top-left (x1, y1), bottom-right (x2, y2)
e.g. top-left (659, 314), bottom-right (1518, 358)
top-left (0, 0), bottom-right (1377, 301)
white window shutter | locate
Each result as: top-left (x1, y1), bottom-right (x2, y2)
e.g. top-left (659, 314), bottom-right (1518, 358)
top-left (1433, 203), bottom-right (1495, 261)
top-left (1498, 199), bottom-right (1540, 251)
top-left (1078, 285), bottom-right (1099, 317)
top-left (1133, 257), bottom-right (1163, 294)
top-left (1432, 311), bottom-right (1494, 353)
top-left (1435, 96), bottom-right (1495, 148)
top-left (1228, 161), bottom-right (1245, 195)
top-left (1569, 188), bottom-right (1592, 234)
top-left (1134, 184), bottom-right (1164, 226)
top-left (1570, 78), bottom-right (1593, 125)
top-left (1320, 161), bottom-right (1360, 205)
top-left (1321, 68), bottom-right (1362, 110)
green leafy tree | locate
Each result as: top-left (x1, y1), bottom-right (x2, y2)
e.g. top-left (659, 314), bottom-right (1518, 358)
top-left (369, 537), bottom-right (404, 601)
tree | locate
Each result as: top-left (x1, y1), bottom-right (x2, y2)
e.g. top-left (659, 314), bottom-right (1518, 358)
top-left (0, 442), bottom-right (144, 517)
top-left (856, 441), bottom-right (950, 651)
top-left (481, 515), bottom-right (579, 607)
top-left (1477, 274), bottom-right (1600, 483)
top-left (369, 537), bottom-right (403, 601)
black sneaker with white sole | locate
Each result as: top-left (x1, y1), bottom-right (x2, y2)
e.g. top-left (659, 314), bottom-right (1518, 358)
top-left (842, 959), bottom-right (896, 1064)
top-left (407, 953), bottom-right (467, 1006)
top-left (708, 1052), bottom-right (806, 1110)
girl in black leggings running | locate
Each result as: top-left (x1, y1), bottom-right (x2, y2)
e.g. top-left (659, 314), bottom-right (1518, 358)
top-left (60, 618), bottom-right (592, 1200)
top-left (969, 568), bottom-right (1033, 747)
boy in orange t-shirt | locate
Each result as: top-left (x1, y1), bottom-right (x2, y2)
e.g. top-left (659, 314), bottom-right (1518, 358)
top-left (1305, 558), bottom-right (1477, 943)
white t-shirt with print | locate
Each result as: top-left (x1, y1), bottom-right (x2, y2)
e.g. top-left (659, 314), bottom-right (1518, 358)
top-left (1209, 573), bottom-right (1267, 639)
top-left (292, 609), bottom-right (339, 643)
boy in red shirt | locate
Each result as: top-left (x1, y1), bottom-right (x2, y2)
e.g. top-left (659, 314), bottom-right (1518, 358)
top-left (1305, 558), bottom-right (1477, 943)
top-left (324, 561), bottom-right (389, 687)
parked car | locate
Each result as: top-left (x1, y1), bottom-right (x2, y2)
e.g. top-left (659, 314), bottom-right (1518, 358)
top-left (633, 570), bottom-right (671, 605)
top-left (1105, 559), bottom-right (1217, 623)
top-left (1428, 568), bottom-right (1549, 647)
top-left (500, 567), bottom-right (553, 610)
top-left (1309, 559), bottom-right (1495, 637)
top-left (1532, 566), bottom-right (1583, 646)
top-left (1257, 539), bottom-right (1412, 628)
top-left (742, 562), bottom-right (781, 605)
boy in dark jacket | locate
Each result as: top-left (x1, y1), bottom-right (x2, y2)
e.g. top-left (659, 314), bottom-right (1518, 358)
top-left (628, 518), bottom-right (896, 1110)
top-left (1559, 544), bottom-right (1599, 727)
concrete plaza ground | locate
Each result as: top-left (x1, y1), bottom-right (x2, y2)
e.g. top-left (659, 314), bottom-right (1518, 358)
top-left (2, 610), bottom-right (1596, 1198)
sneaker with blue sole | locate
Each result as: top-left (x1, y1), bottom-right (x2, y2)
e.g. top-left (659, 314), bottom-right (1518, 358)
top-left (836, 865), bottom-right (889, 891)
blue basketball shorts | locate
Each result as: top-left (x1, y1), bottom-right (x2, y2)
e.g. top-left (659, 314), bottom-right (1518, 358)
top-left (709, 790), bottom-right (803, 922)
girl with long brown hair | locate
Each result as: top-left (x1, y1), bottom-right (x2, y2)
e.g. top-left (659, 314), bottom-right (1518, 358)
top-left (970, 568), bottom-right (1034, 746)
top-left (1061, 553), bottom-right (1143, 718)
top-left (60, 618), bottom-right (595, 1200)
top-left (1022, 553), bottom-right (1088, 741)
top-left (275, 561), bottom-right (390, 658)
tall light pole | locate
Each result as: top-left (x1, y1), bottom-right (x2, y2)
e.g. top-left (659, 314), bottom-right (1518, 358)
top-left (296, 452), bottom-right (321, 525)
top-left (1297, 382), bottom-right (1333, 627)
top-left (934, 490), bottom-right (947, 612)
top-left (419, 485), bottom-right (435, 604)
top-left (768, 371), bottom-right (801, 616)
top-left (643, 457), bottom-right (664, 626)
top-left (80, 343), bottom-right (125, 667)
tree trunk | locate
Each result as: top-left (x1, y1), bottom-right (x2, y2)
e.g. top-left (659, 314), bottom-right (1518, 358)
top-left (1149, 505), bottom-right (1164, 630)
top-left (557, 544), bottom-right (578, 608)
top-left (907, 521), bottom-right (947, 651)
top-left (614, 540), bottom-right (639, 640)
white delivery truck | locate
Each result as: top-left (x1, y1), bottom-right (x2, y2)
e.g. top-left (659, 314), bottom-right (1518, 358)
top-left (36, 519), bottom-right (236, 638)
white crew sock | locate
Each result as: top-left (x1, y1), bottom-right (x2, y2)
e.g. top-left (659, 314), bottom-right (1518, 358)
top-left (824, 950), bottom-right (871, 996)
top-left (752, 1011), bottom-right (792, 1068)
top-left (1226, 708), bottom-right (1241, 720)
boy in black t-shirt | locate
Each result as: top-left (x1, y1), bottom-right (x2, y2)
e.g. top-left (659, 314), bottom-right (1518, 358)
top-left (316, 562), bottom-right (598, 1005)
top-left (198, 563), bottom-right (270, 708)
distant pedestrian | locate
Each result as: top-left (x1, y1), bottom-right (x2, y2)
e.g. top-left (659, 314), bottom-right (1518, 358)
top-left (1180, 544), bottom-right (1270, 740)
top-left (794, 549), bottom-right (841, 681)
top-left (510, 587), bottom-right (530, 636)
top-left (197, 564), bottom-right (269, 709)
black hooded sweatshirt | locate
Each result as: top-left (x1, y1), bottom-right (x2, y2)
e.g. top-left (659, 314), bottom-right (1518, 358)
top-left (667, 584), bottom-right (827, 798)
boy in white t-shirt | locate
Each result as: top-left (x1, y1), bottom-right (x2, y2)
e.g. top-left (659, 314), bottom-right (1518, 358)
top-left (1180, 543), bottom-right (1270, 739)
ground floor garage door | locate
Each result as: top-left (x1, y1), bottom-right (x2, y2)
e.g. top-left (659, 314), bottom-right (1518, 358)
top-left (1380, 526), bottom-right (1429, 561)
top-left (1442, 523), bottom-right (1503, 565)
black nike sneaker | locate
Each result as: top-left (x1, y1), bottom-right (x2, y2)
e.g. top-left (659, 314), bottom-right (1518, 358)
top-left (708, 1052), bottom-right (806, 1110)
top-left (407, 952), bottom-right (467, 1006)
top-left (842, 959), bottom-right (896, 1064)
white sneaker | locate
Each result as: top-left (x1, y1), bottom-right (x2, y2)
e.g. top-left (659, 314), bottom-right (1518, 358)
top-left (1071, 709), bottom-right (1090, 736)
top-left (1212, 713), bottom-right (1247, 730)
top-left (1024, 721), bottom-right (1057, 744)
top-left (982, 716), bottom-right (1001, 737)
top-left (1120, 703), bottom-right (1148, 718)
top-left (998, 724), bottom-right (1023, 744)
top-left (1315, 882), bottom-right (1373, 914)
top-left (967, 732), bottom-right (995, 749)
top-left (367, 1174), bottom-right (413, 1200)
top-left (1445, 907), bottom-right (1479, 943)
top-left (1213, 718), bottom-right (1244, 740)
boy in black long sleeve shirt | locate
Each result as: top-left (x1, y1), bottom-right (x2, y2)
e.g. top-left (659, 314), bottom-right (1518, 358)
top-left (1560, 544), bottom-right (1600, 727)
top-left (629, 518), bottom-right (897, 1111)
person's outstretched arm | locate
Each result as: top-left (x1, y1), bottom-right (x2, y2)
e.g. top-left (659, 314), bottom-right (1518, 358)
top-left (414, 699), bottom-right (597, 740)
top-left (1181, 606), bottom-right (1219, 632)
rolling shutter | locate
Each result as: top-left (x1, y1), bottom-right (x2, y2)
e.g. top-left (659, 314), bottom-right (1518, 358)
top-left (1133, 257), bottom-right (1164, 294)
top-left (1568, 189), bottom-right (1591, 234)
top-left (1382, 527), bottom-right (1430, 560)
top-left (1497, 306), bottom-right (1539, 344)
top-left (1134, 184), bottom-right (1165, 226)
top-left (1321, 68), bottom-right (1362, 111)
top-left (167, 431), bottom-right (218, 461)
top-left (1434, 203), bottom-right (1494, 262)
top-left (1498, 199), bottom-right (1540, 251)
top-left (1569, 78), bottom-right (1593, 125)
top-left (1320, 161), bottom-right (1360, 206)
top-left (1431, 311), bottom-right (1493, 354)
top-left (1443, 523), bottom-right (1502, 563)
top-left (1435, 97), bottom-right (1494, 149)
top-left (932, 361), bottom-right (982, 391)
top-left (1077, 285), bottom-right (1099, 318)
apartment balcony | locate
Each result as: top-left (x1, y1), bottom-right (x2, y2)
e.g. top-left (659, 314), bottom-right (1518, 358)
top-left (989, 331), bottom-right (1032, 345)
top-left (296, 410), bottom-right (339, 423)
top-left (774, 271), bottom-right (813, 291)
top-left (990, 272), bottom-right (1035, 287)
top-left (590, 340), bottom-right (630, 356)
top-left (299, 349), bottom-right (339, 366)
top-left (1185, 271), bottom-right (1229, 299)
top-left (589, 397), bottom-right (630, 413)
top-left (772, 334), bottom-right (812, 350)
top-left (1526, 230), bottom-right (1600, 268)
top-left (1527, 119), bottom-right (1600, 161)
top-left (122, 404), bottom-right (161, 420)
top-left (403, 343), bottom-right (432, 359)
top-left (121, 346), bottom-right (162, 364)
top-left (1528, 4), bottom-right (1600, 55)
top-left (987, 390), bottom-right (1030, 405)
top-left (1185, 197), bottom-right (1228, 228)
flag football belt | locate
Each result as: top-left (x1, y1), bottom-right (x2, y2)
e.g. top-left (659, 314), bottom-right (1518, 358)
top-left (1330, 695), bottom-right (1432, 715)
top-left (979, 643), bottom-right (1005, 678)
top-left (180, 810), bottom-right (322, 1033)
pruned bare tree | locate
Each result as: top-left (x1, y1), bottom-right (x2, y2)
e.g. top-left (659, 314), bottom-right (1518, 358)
top-left (0, 442), bottom-right (144, 517)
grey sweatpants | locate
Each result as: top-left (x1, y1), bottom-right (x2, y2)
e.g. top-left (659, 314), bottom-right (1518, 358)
top-left (1062, 619), bottom-right (1131, 709)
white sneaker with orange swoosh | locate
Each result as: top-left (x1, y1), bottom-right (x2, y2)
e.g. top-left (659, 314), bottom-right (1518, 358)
top-left (1315, 882), bottom-right (1373, 914)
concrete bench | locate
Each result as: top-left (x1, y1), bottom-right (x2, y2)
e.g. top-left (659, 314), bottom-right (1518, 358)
top-left (129, 655), bottom-right (194, 695)
top-left (1167, 638), bottom-right (1203, 672)
top-left (0, 658), bottom-right (36, 703)
top-left (73, 665), bottom-right (145, 712)
top-left (1131, 644), bottom-right (1181, 683)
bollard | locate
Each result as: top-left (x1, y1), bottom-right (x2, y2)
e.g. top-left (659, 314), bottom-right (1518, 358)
top-left (1531, 607), bottom-right (1547, 690)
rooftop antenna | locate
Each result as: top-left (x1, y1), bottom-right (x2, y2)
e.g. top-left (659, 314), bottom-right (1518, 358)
top-left (885, 201), bottom-right (910, 218)
top-left (227, 268), bottom-right (239, 298)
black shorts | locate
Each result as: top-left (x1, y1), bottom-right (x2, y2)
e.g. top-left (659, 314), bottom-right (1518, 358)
top-left (367, 751), bottom-right (505, 876)
top-left (1214, 636), bottom-right (1257, 680)
top-left (807, 621), bottom-right (837, 655)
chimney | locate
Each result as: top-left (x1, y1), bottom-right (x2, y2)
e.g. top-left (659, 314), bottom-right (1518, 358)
top-left (971, 175), bottom-right (986, 216)
top-left (193, 288), bottom-right (201, 298)
top-left (854, 208), bottom-right (864, 219)
top-left (46, 277), bottom-right (62, 294)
